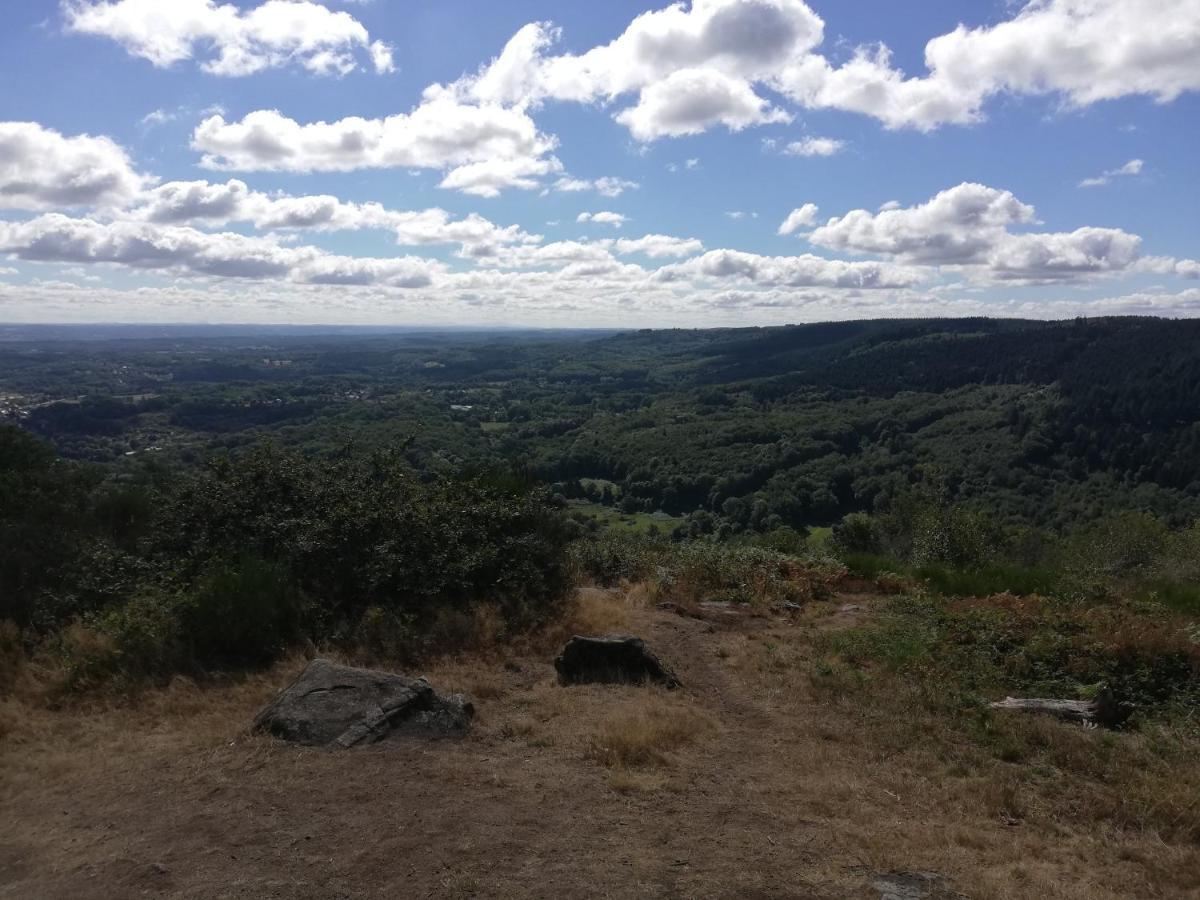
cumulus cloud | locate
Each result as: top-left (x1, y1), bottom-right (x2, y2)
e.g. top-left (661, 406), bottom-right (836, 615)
top-left (577, 211), bottom-right (627, 228)
top-left (613, 234), bottom-right (704, 258)
top-left (655, 248), bottom-right (922, 289)
top-left (1079, 158), bottom-right (1145, 188)
top-left (810, 183), bottom-right (1037, 263)
top-left (783, 136), bottom-right (844, 157)
top-left (613, 68), bottom-right (792, 140)
top-left (0, 213), bottom-right (441, 286)
top-left (127, 178), bottom-right (540, 256)
top-left (190, 101), bottom-right (562, 195)
top-left (64, 0), bottom-right (393, 76)
top-left (448, 2), bottom-right (813, 139)
top-left (778, 203), bottom-right (819, 235)
top-left (438, 155), bottom-right (563, 198)
top-left (985, 228), bottom-right (1142, 281)
top-left (551, 176), bottom-right (639, 198)
top-left (809, 181), bottom-right (1158, 282)
top-left (0, 121), bottom-right (152, 210)
top-left (446, 0), bottom-right (1200, 139)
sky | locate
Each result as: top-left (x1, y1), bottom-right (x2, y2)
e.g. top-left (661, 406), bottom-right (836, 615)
top-left (0, 0), bottom-right (1197, 328)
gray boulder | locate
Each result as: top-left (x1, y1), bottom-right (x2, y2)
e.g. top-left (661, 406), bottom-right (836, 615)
top-left (253, 658), bottom-right (473, 748)
top-left (555, 635), bottom-right (680, 688)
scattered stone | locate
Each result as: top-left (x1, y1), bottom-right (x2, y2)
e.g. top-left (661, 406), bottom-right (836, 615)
top-left (872, 871), bottom-right (966, 900)
top-left (253, 658), bottom-right (473, 748)
top-left (555, 635), bottom-right (680, 689)
top-left (990, 689), bottom-right (1133, 728)
top-left (698, 600), bottom-right (740, 615)
top-left (838, 603), bottom-right (864, 614)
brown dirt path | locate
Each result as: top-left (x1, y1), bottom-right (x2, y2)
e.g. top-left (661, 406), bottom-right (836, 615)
top-left (1, 593), bottom-right (1195, 899)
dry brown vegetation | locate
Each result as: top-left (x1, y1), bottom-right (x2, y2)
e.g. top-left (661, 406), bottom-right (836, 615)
top-left (1, 586), bottom-right (1198, 899)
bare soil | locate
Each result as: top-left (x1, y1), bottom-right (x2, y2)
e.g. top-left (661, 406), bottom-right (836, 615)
top-left (2, 591), bottom-right (1197, 899)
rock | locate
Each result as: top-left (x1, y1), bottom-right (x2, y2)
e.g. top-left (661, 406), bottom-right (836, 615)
top-left (872, 871), bottom-right (966, 900)
top-left (989, 689), bottom-right (1133, 729)
top-left (253, 659), bottom-right (473, 748)
top-left (555, 635), bottom-right (680, 689)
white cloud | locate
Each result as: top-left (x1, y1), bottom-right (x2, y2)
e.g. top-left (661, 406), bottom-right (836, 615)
top-left (0, 121), bottom-right (152, 211)
top-left (776, 0), bottom-right (1200, 131)
top-left (127, 178), bottom-right (541, 256)
top-left (447, 0), bottom-right (1200, 139)
top-left (783, 136), bottom-right (845, 157)
top-left (655, 248), bottom-right (922, 289)
top-left (577, 211), bottom-right (627, 228)
top-left (809, 183), bottom-right (1037, 263)
top-left (488, 240), bottom-right (618, 270)
top-left (985, 228), bottom-right (1142, 281)
top-left (65, 0), bottom-right (393, 76)
top-left (809, 181), bottom-right (1154, 282)
top-left (0, 213), bottom-right (442, 287)
top-left (551, 176), bottom-right (639, 198)
top-left (438, 156), bottom-right (563, 198)
top-left (778, 203), bottom-right (819, 235)
top-left (614, 67), bottom-right (792, 140)
top-left (139, 108), bottom-right (175, 127)
top-left (449, 1), bottom-right (815, 139)
top-left (190, 101), bottom-right (561, 196)
top-left (1079, 158), bottom-right (1145, 188)
top-left (725, 211), bottom-right (758, 220)
top-left (614, 234), bottom-right (704, 258)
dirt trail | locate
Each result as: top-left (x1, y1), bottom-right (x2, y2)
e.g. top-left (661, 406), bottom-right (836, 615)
top-left (1, 594), bottom-right (1193, 899)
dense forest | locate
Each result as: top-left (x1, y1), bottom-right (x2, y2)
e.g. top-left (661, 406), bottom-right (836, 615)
top-left (4, 316), bottom-right (1199, 535)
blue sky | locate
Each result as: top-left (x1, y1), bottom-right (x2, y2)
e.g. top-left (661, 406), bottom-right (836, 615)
top-left (0, 0), bottom-right (1197, 326)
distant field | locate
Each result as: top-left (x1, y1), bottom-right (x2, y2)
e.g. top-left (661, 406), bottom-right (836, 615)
top-left (568, 500), bottom-right (681, 535)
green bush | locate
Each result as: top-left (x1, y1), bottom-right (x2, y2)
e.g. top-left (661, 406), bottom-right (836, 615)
top-left (180, 556), bottom-right (304, 667)
top-left (568, 532), bottom-right (661, 586)
top-left (152, 446), bottom-right (574, 631)
top-left (830, 513), bottom-right (882, 555)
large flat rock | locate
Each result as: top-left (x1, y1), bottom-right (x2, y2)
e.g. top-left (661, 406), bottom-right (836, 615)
top-left (253, 658), bottom-right (473, 748)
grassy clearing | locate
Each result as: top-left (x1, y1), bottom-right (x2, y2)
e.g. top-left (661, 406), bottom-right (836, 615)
top-left (567, 500), bottom-right (683, 536)
top-left (806, 591), bottom-right (1200, 844)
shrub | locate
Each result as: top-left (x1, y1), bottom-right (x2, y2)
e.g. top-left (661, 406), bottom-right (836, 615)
top-left (152, 446), bottom-right (575, 634)
top-left (820, 593), bottom-right (1200, 716)
top-left (179, 556), bottom-right (304, 667)
top-left (657, 543), bottom-right (833, 607)
top-left (58, 594), bottom-right (185, 689)
top-left (830, 513), bottom-right (882, 555)
top-left (569, 532), bottom-right (661, 586)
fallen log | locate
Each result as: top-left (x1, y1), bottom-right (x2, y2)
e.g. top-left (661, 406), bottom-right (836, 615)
top-left (989, 691), bottom-right (1132, 729)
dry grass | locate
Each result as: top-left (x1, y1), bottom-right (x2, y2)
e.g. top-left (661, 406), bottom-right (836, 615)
top-left (585, 693), bottom-right (715, 768)
top-left (2, 589), bottom-right (1198, 899)
top-left (606, 767), bottom-right (669, 794)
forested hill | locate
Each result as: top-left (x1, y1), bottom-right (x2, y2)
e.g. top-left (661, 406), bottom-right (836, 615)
top-left (2, 316), bottom-right (1199, 535)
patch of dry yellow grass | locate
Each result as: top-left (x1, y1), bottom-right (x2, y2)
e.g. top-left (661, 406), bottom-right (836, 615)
top-left (585, 694), bottom-right (715, 769)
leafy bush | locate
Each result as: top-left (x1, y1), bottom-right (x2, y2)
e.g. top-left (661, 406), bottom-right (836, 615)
top-left (830, 513), bottom-right (882, 555)
top-left (151, 447), bottom-right (573, 632)
top-left (180, 556), bottom-right (304, 667)
top-left (568, 532), bottom-right (662, 586)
